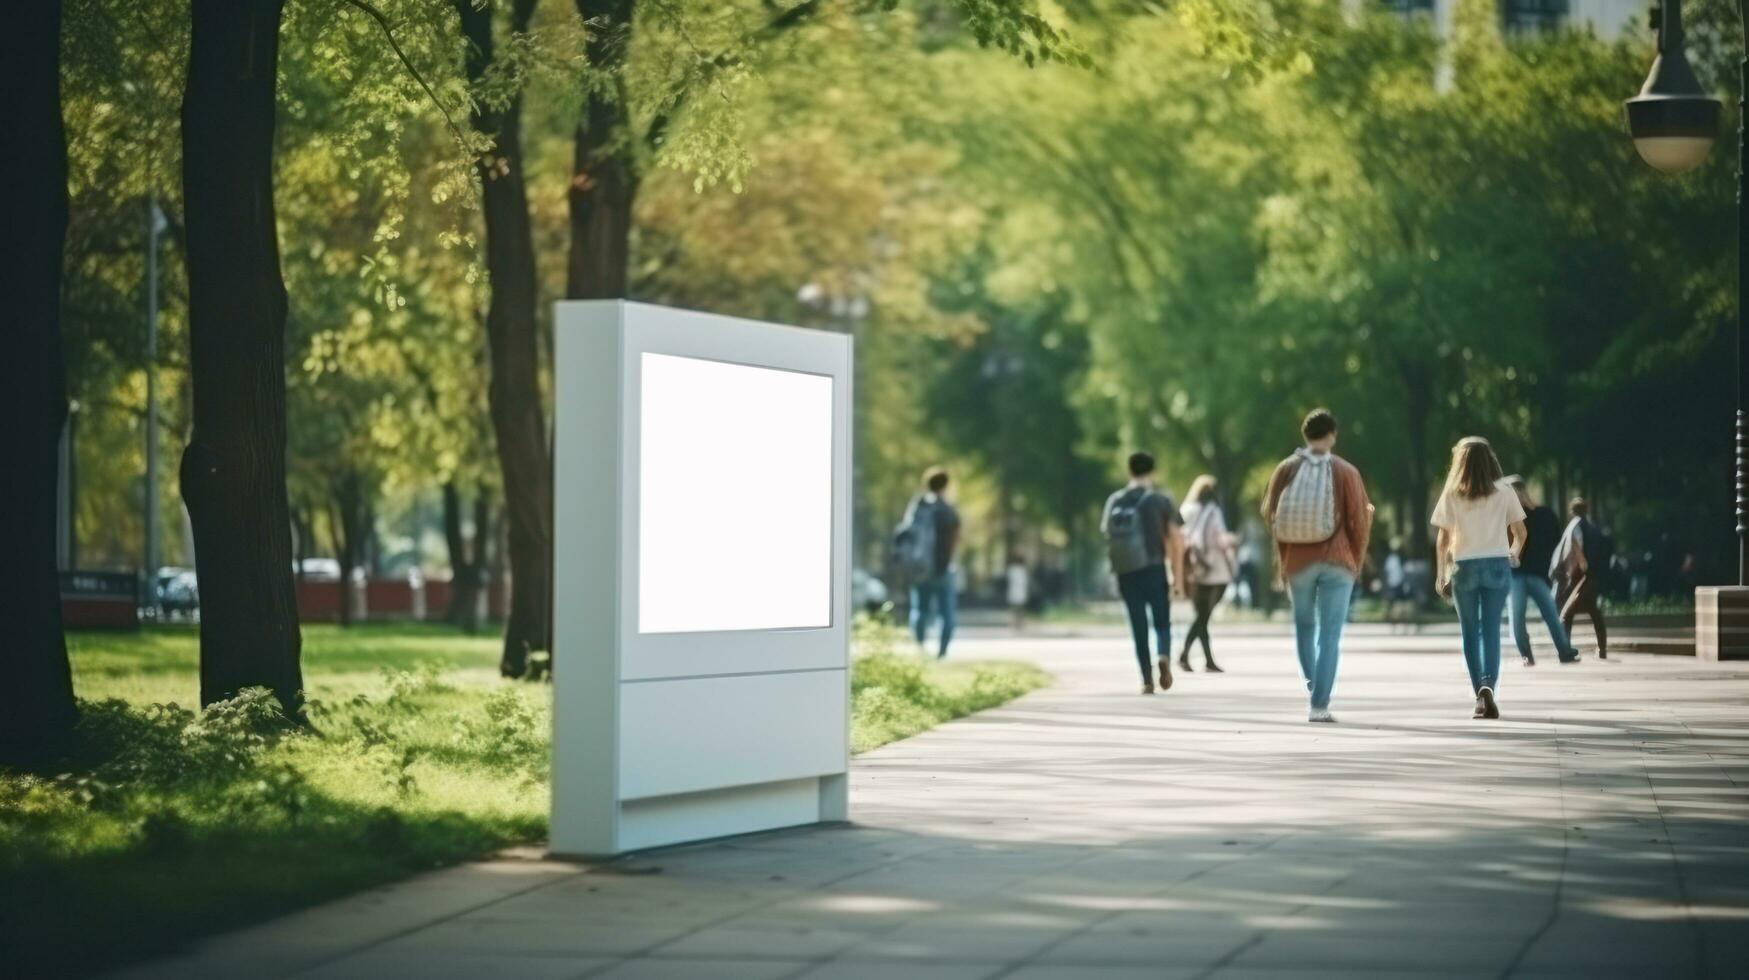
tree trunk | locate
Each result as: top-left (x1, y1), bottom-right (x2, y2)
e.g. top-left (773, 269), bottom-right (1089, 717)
top-left (64, 409), bottom-right (79, 569)
top-left (1401, 361), bottom-right (1433, 560)
top-left (491, 501), bottom-right (510, 623)
top-left (457, 0), bottom-right (553, 676)
top-left (180, 0), bottom-right (305, 712)
top-left (331, 471), bottom-right (366, 628)
top-left (567, 0), bottom-right (638, 300)
top-left (1208, 443), bottom-right (1239, 528)
top-left (326, 499), bottom-right (349, 628)
top-left (0, 0), bottom-right (79, 767)
top-left (442, 481), bottom-right (489, 632)
top-left (999, 466), bottom-right (1016, 566)
top-left (442, 480), bottom-right (468, 621)
top-left (292, 507), bottom-right (310, 581)
top-left (363, 497), bottom-right (381, 577)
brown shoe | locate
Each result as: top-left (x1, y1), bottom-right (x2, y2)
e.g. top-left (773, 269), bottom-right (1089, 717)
top-left (1141, 682), bottom-right (1156, 695)
top-left (1157, 658), bottom-right (1174, 691)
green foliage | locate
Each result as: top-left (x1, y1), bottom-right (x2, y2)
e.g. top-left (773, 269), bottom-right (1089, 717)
top-left (455, 687), bottom-right (549, 778)
top-left (12, 629), bottom-right (516, 963)
top-left (945, 1), bottom-right (1736, 575)
top-left (5, 624), bottom-right (1047, 974)
top-left (51, 0), bottom-right (1736, 619)
top-left (921, 247), bottom-right (1109, 572)
top-left (2, 636), bottom-right (546, 974)
top-left (850, 615), bottom-right (1049, 751)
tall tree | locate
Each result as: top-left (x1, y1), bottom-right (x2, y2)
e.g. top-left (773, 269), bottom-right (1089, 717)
top-left (568, 0), bottom-right (637, 299)
top-left (924, 254), bottom-right (1104, 567)
top-left (456, 0), bottom-right (553, 676)
top-left (180, 0), bottom-right (306, 710)
top-left (0, 0), bottom-right (80, 766)
top-left (564, 1), bottom-right (1082, 293)
top-left (442, 481), bottom-right (493, 630)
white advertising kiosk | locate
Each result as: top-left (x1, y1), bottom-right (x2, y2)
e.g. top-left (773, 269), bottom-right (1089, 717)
top-left (550, 300), bottom-right (853, 857)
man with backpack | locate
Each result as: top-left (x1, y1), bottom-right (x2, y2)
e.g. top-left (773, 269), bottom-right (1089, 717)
top-left (1101, 452), bottom-right (1187, 694)
top-left (1263, 409), bottom-right (1373, 723)
top-left (894, 467), bottom-right (962, 658)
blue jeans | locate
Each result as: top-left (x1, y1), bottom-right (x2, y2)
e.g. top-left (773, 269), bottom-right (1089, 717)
top-left (1509, 571), bottom-right (1575, 662)
top-left (910, 571), bottom-right (957, 657)
top-left (1288, 562), bottom-right (1354, 710)
top-left (1117, 564), bottom-right (1171, 682)
top-left (1454, 557), bottom-right (1512, 692)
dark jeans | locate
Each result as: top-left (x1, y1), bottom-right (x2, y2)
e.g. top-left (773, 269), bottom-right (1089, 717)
top-left (1561, 573), bottom-right (1608, 656)
top-left (1181, 583), bottom-right (1227, 662)
top-left (1117, 564), bottom-right (1171, 682)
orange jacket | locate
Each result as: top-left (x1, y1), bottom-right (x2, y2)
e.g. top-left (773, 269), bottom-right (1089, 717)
top-left (1263, 453), bottom-right (1373, 579)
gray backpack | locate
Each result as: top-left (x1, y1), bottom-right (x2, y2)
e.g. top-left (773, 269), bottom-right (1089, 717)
top-left (1105, 488), bottom-right (1153, 575)
top-left (1271, 450), bottom-right (1337, 544)
top-left (893, 497), bottom-right (939, 579)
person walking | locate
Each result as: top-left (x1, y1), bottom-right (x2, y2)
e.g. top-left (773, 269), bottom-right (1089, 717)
top-left (1263, 409), bottom-right (1373, 723)
top-left (1178, 474), bottom-right (1235, 673)
top-left (1006, 553), bottom-right (1030, 632)
top-left (894, 467), bottom-right (962, 659)
top-left (1506, 478), bottom-right (1578, 666)
top-left (1432, 438), bottom-right (1526, 720)
top-left (1553, 497), bottom-right (1610, 660)
top-left (1235, 536), bottom-right (1262, 609)
top-left (1102, 452), bottom-right (1186, 694)
top-left (1381, 538), bottom-right (1413, 630)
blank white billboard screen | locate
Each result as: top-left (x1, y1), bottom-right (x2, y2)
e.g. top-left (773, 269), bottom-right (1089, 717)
top-left (638, 353), bottom-right (834, 634)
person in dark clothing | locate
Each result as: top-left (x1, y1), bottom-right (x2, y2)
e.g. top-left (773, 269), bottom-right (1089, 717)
top-left (1101, 452), bottom-right (1186, 695)
top-left (902, 467), bottom-right (962, 658)
top-left (1553, 497), bottom-right (1609, 659)
top-left (1507, 479), bottom-right (1577, 666)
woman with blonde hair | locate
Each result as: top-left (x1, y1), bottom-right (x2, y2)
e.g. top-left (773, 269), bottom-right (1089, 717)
top-left (1432, 437), bottom-right (1527, 720)
top-left (1178, 474), bottom-right (1237, 673)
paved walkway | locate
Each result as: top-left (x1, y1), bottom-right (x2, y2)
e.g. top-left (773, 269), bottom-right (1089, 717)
top-left (118, 628), bottom-right (1749, 979)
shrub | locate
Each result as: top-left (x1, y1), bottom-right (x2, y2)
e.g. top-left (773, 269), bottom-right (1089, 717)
top-left (454, 687), bottom-right (548, 779)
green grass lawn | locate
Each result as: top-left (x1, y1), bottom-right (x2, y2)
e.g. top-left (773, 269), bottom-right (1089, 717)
top-left (2, 621), bottom-right (1046, 976)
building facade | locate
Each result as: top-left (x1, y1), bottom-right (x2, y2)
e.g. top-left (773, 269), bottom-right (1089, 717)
top-left (1384, 0), bottom-right (1644, 41)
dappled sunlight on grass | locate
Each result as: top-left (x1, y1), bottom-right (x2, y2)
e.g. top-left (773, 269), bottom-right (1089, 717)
top-left (850, 616), bottom-right (1048, 752)
top-left (3, 623), bottom-right (1050, 975)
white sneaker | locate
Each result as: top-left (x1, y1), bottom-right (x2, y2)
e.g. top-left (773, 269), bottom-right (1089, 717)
top-left (1308, 707), bottom-right (1337, 723)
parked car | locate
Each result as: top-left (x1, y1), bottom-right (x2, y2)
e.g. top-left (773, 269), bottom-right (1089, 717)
top-left (154, 566), bottom-right (199, 618)
top-left (853, 568), bottom-right (890, 616)
top-left (294, 557), bottom-right (342, 581)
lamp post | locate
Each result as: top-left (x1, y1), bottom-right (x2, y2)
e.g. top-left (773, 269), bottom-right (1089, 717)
top-left (143, 192), bottom-right (165, 612)
top-left (1625, 0), bottom-right (1745, 658)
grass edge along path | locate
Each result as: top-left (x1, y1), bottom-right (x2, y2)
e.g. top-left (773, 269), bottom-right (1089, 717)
top-left (0, 620), bottom-right (1046, 976)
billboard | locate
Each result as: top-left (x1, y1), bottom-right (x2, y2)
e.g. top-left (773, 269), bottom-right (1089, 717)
top-left (550, 301), bottom-right (852, 856)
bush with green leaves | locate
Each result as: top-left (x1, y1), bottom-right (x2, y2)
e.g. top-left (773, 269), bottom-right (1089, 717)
top-left (850, 614), bottom-right (1048, 752)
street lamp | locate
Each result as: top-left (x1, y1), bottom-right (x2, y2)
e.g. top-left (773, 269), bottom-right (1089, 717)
top-left (1626, 0), bottom-right (1746, 659)
top-left (1625, 0), bottom-right (1719, 174)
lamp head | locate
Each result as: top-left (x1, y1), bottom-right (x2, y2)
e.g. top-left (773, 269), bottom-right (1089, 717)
top-left (1624, 2), bottom-right (1719, 174)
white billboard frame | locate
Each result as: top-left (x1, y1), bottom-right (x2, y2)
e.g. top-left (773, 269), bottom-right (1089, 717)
top-left (550, 300), bottom-right (853, 857)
